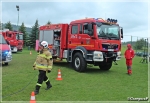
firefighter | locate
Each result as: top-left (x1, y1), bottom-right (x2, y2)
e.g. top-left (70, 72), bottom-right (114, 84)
top-left (124, 44), bottom-right (135, 75)
top-left (33, 41), bottom-right (53, 95)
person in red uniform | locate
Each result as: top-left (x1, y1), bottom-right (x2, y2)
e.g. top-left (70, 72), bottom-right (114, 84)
top-left (124, 44), bottom-right (135, 75)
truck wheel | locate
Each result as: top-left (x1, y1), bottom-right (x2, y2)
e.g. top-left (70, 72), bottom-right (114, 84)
top-left (5, 63), bottom-right (8, 65)
top-left (99, 61), bottom-right (112, 70)
top-left (73, 52), bottom-right (87, 72)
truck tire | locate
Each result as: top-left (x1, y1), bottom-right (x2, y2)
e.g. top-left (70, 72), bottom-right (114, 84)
top-left (99, 61), bottom-right (112, 70)
top-left (73, 52), bottom-right (87, 72)
top-left (5, 63), bottom-right (8, 65)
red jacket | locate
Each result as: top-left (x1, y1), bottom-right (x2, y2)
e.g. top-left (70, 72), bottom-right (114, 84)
top-left (124, 49), bottom-right (135, 60)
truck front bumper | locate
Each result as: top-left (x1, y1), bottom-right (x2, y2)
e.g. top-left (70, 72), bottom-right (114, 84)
top-left (93, 51), bottom-right (121, 62)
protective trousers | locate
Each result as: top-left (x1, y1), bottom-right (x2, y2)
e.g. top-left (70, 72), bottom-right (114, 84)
top-left (126, 59), bottom-right (132, 74)
top-left (35, 70), bottom-right (52, 92)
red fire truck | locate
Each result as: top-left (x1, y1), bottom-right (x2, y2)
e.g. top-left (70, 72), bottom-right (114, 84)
top-left (2, 29), bottom-right (23, 53)
top-left (38, 18), bottom-right (123, 72)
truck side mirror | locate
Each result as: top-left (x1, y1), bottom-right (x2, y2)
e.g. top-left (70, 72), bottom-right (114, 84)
top-left (120, 27), bottom-right (123, 38)
top-left (88, 23), bottom-right (92, 31)
top-left (88, 31), bottom-right (93, 36)
top-left (88, 23), bottom-right (93, 36)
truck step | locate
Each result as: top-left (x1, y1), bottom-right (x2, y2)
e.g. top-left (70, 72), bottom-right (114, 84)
top-left (87, 54), bottom-right (93, 56)
top-left (86, 59), bottom-right (93, 61)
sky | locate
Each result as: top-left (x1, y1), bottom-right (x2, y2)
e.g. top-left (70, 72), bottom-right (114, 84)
top-left (1, 0), bottom-right (149, 42)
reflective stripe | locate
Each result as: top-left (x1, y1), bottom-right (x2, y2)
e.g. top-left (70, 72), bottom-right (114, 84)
top-left (36, 83), bottom-right (42, 86)
top-left (31, 96), bottom-right (35, 100)
top-left (38, 54), bottom-right (52, 59)
top-left (38, 54), bottom-right (47, 58)
top-left (36, 65), bottom-right (48, 69)
top-left (36, 63), bottom-right (48, 67)
top-left (47, 66), bottom-right (52, 68)
top-left (45, 78), bottom-right (49, 82)
top-left (35, 62), bottom-right (52, 69)
top-left (47, 56), bottom-right (52, 59)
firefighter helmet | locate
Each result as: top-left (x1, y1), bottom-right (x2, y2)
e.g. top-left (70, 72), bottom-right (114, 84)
top-left (40, 41), bottom-right (48, 48)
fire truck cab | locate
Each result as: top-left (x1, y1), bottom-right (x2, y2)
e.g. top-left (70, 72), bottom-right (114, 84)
top-left (2, 29), bottom-right (23, 53)
top-left (39, 18), bottom-right (123, 72)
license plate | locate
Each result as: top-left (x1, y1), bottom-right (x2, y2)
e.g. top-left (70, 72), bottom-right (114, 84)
top-left (108, 49), bottom-right (114, 51)
top-left (113, 54), bottom-right (116, 56)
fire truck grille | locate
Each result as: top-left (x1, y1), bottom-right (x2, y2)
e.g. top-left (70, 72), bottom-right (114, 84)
top-left (102, 44), bottom-right (118, 50)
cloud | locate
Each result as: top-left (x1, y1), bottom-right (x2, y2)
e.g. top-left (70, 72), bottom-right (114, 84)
top-left (1, 1), bottom-right (149, 41)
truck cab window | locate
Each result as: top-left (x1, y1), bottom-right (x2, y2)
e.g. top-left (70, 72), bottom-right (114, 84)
top-left (71, 25), bottom-right (78, 34)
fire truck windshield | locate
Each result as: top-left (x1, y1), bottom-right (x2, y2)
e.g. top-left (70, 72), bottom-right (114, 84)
top-left (0, 34), bottom-right (7, 44)
top-left (16, 34), bottom-right (23, 40)
top-left (96, 23), bottom-right (119, 40)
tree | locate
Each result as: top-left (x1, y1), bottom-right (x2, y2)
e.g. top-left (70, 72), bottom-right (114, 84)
top-left (47, 21), bottom-right (51, 25)
top-left (134, 38), bottom-right (145, 50)
top-left (5, 21), bottom-right (13, 30)
top-left (19, 22), bottom-right (27, 47)
top-left (29, 20), bottom-right (39, 48)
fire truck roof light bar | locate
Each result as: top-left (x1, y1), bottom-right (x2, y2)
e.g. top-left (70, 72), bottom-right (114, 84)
top-left (107, 18), bottom-right (117, 23)
top-left (93, 18), bottom-right (117, 24)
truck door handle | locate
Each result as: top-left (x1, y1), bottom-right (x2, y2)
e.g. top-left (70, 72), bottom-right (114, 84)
top-left (81, 41), bottom-right (83, 44)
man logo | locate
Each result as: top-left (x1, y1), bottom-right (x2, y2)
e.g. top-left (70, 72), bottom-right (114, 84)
top-left (108, 45), bottom-right (114, 49)
top-left (86, 39), bottom-right (90, 44)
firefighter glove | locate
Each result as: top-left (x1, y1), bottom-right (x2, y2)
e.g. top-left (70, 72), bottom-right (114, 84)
top-left (47, 70), bottom-right (51, 73)
top-left (33, 66), bottom-right (35, 70)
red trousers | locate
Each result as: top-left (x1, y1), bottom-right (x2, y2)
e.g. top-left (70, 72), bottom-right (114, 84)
top-left (126, 59), bottom-right (132, 74)
top-left (126, 59), bottom-right (132, 66)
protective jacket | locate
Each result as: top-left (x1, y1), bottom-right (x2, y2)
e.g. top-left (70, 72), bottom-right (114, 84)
top-left (33, 48), bottom-right (53, 71)
top-left (124, 49), bottom-right (135, 60)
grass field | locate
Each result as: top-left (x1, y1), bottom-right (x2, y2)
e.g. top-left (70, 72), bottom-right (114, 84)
top-left (1, 46), bottom-right (149, 103)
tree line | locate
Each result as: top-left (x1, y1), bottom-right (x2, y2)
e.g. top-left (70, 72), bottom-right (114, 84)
top-left (122, 38), bottom-right (149, 51)
top-left (0, 20), bottom-right (51, 48)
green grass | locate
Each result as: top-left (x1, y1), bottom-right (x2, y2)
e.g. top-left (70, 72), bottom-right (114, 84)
top-left (2, 47), bottom-right (148, 102)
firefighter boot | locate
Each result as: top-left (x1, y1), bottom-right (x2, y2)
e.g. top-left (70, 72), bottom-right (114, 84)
top-left (45, 81), bottom-right (52, 90)
top-left (34, 85), bottom-right (41, 95)
top-left (127, 69), bottom-right (129, 74)
top-left (129, 69), bottom-right (132, 75)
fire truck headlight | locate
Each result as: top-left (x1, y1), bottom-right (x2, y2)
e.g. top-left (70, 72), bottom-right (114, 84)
top-left (93, 51), bottom-right (103, 61)
top-left (94, 53), bottom-right (102, 57)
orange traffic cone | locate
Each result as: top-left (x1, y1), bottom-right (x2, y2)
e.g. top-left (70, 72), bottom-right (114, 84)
top-left (30, 91), bottom-right (36, 103)
top-left (30, 51), bottom-right (32, 55)
top-left (56, 69), bottom-right (63, 80)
